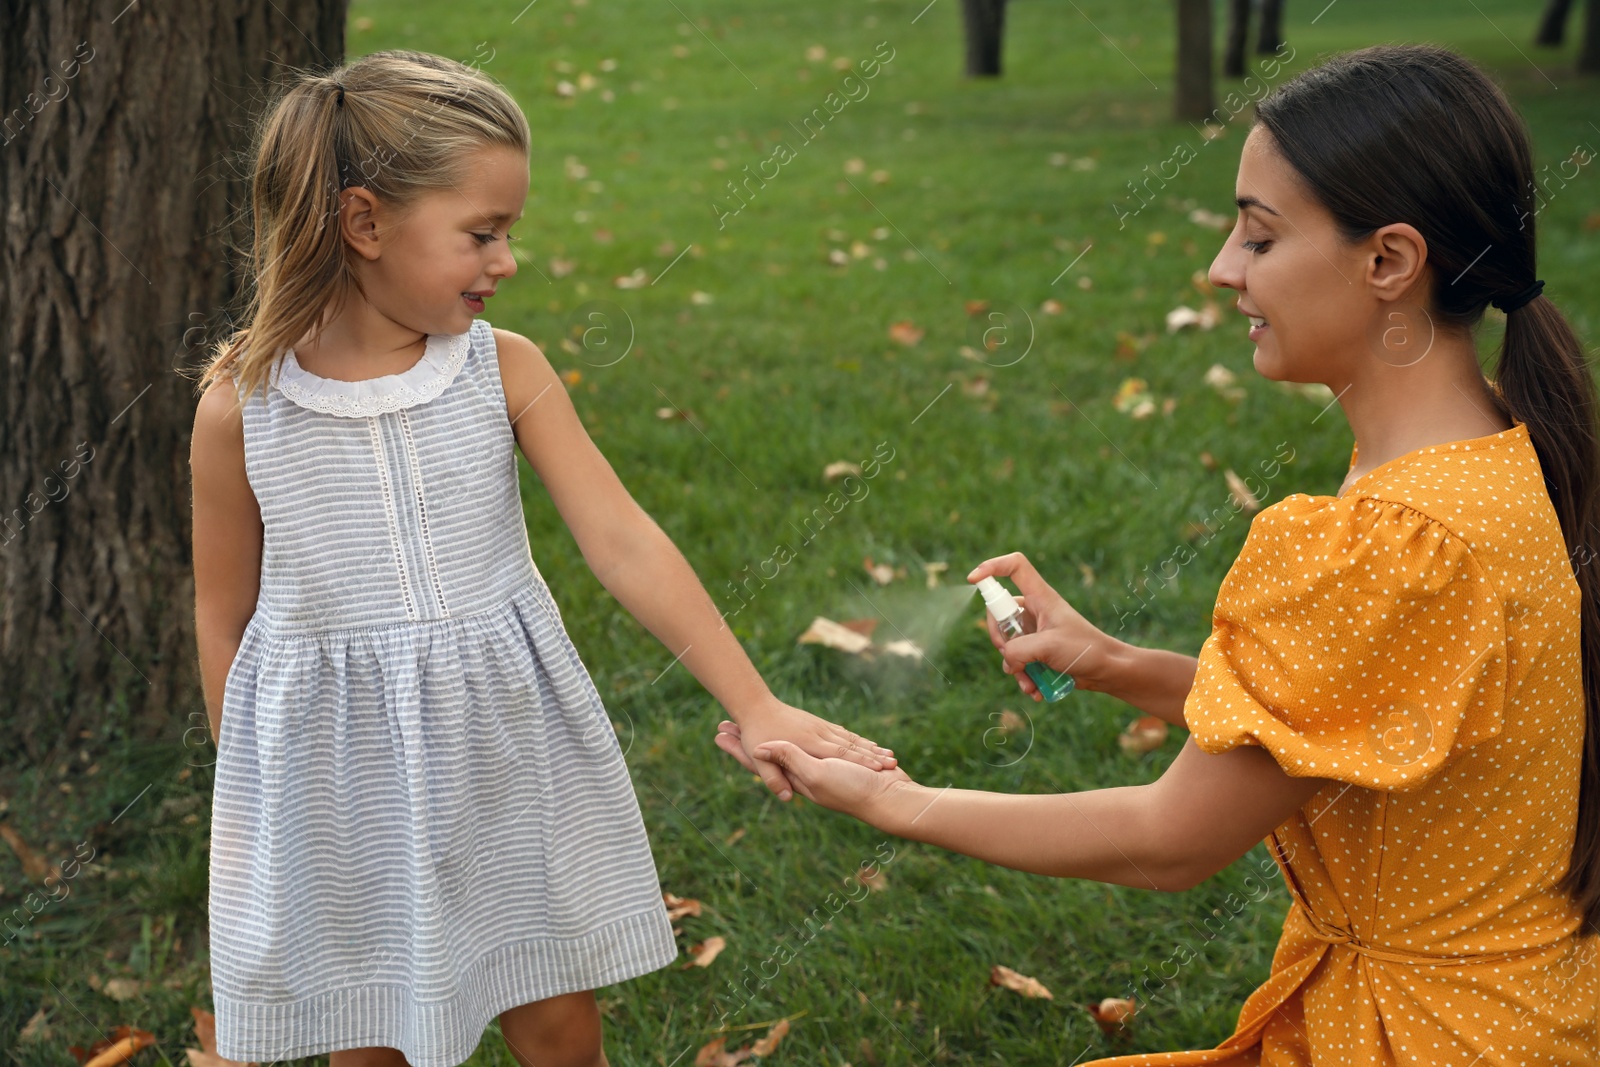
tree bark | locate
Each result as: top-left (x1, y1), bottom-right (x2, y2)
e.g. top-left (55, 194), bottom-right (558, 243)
top-left (1224, 0), bottom-right (1251, 77)
top-left (961, 0), bottom-right (1007, 77)
top-left (1580, 0), bottom-right (1599, 71)
top-left (0, 0), bottom-right (347, 764)
top-left (1536, 0), bottom-right (1575, 46)
top-left (1255, 0), bottom-right (1283, 53)
top-left (1175, 0), bottom-right (1215, 121)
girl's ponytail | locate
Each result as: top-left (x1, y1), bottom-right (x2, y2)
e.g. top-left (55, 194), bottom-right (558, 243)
top-left (194, 51), bottom-right (530, 406)
top-left (1255, 44), bottom-right (1600, 929)
top-left (1495, 290), bottom-right (1600, 927)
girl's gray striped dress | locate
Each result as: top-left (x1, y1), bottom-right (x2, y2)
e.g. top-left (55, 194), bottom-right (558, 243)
top-left (211, 319), bottom-right (678, 1067)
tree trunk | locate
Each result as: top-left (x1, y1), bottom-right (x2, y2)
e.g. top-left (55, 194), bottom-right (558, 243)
top-left (1581, 0), bottom-right (1600, 71)
top-left (0, 0), bottom-right (347, 764)
top-left (961, 0), bottom-right (1007, 77)
top-left (1255, 0), bottom-right (1283, 52)
top-left (1536, 0), bottom-right (1575, 46)
top-left (1223, 0), bottom-right (1251, 77)
top-left (1175, 0), bottom-right (1215, 121)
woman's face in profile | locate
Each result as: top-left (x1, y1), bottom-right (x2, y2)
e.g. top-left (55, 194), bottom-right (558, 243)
top-left (1209, 124), bottom-right (1381, 389)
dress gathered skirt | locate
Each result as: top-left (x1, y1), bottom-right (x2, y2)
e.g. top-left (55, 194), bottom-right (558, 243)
top-left (209, 320), bottom-right (678, 1067)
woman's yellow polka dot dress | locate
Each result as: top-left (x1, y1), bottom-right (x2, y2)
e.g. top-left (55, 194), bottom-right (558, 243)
top-left (1085, 421), bottom-right (1599, 1066)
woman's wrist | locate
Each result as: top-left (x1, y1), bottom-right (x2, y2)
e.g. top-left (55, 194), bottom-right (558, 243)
top-left (865, 780), bottom-right (938, 839)
top-left (1077, 635), bottom-right (1136, 696)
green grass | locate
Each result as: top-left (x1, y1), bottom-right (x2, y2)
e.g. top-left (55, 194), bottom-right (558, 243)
top-left (4, 1), bottom-right (1599, 1064)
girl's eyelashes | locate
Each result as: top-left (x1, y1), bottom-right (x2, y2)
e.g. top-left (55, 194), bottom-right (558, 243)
top-left (1242, 238), bottom-right (1272, 253)
top-left (472, 230), bottom-right (521, 244)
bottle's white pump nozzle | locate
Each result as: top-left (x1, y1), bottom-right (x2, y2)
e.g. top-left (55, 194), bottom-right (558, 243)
top-left (975, 576), bottom-right (1022, 622)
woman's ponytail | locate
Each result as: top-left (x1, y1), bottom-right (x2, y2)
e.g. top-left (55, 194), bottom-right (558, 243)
top-left (1496, 291), bottom-right (1600, 928)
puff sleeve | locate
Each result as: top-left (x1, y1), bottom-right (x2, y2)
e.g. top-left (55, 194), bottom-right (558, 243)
top-left (1183, 492), bottom-right (1508, 791)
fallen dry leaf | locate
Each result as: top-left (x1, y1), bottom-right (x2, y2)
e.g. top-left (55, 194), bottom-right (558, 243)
top-left (724, 827), bottom-right (746, 846)
top-left (964, 299), bottom-right (990, 316)
top-left (18, 1008), bottom-right (50, 1044)
top-left (655, 406), bottom-right (689, 421)
top-left (1111, 378), bottom-right (1151, 414)
top-left (798, 617), bottom-right (874, 655)
top-left (695, 1016), bottom-right (792, 1067)
top-left (1224, 469), bottom-right (1260, 512)
top-left (72, 1028), bottom-right (158, 1067)
top-left (824, 461), bottom-right (862, 481)
top-left (991, 964), bottom-right (1054, 1000)
top-left (684, 935), bottom-right (727, 968)
top-left (1118, 716), bottom-right (1169, 756)
top-left (1166, 303), bottom-right (1221, 332)
top-left (863, 557), bottom-right (897, 586)
top-left (1188, 207), bottom-right (1232, 231)
top-left (1198, 451), bottom-right (1218, 471)
top-left (613, 268), bottom-right (649, 289)
top-left (997, 709), bottom-right (1027, 736)
top-left (102, 978), bottom-right (142, 1002)
top-left (560, 369), bottom-right (583, 387)
top-left (750, 1018), bottom-right (791, 1055)
top-left (1040, 298), bottom-right (1064, 315)
top-left (856, 863), bottom-right (889, 892)
top-left (1086, 997), bottom-right (1138, 1035)
top-left (1078, 562), bottom-right (1096, 587)
top-left (881, 639), bottom-right (925, 661)
top-left (0, 822), bottom-right (52, 882)
top-left (841, 618), bottom-right (880, 639)
top-left (694, 1037), bottom-right (749, 1067)
top-left (887, 320), bottom-right (924, 346)
top-left (923, 561), bottom-right (949, 589)
top-left (663, 892), bottom-right (703, 922)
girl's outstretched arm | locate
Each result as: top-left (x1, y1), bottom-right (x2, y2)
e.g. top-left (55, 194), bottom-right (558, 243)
top-left (715, 726), bottom-right (1330, 892)
top-left (494, 328), bottom-right (895, 799)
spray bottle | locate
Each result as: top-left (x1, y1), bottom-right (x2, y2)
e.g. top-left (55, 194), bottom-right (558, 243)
top-left (974, 577), bottom-right (1076, 701)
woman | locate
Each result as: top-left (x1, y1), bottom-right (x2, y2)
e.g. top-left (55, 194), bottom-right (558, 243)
top-left (715, 44), bottom-right (1600, 1064)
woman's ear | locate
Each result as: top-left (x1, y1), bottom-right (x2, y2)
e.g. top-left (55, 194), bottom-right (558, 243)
top-left (1366, 222), bottom-right (1429, 303)
top-left (339, 187), bottom-right (384, 262)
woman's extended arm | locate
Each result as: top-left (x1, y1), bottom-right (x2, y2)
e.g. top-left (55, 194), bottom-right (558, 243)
top-left (967, 553), bottom-right (1200, 728)
top-left (716, 728), bottom-right (1331, 892)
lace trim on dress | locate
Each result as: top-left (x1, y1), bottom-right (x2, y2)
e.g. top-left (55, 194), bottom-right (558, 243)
top-left (275, 331), bottom-right (471, 417)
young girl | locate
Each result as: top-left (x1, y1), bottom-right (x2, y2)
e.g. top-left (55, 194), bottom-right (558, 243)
top-left (188, 50), bottom-right (895, 1067)
top-left (717, 44), bottom-right (1600, 1064)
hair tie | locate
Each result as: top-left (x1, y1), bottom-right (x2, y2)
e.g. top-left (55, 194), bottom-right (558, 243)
top-left (334, 82), bottom-right (346, 108)
top-left (1492, 278), bottom-right (1544, 314)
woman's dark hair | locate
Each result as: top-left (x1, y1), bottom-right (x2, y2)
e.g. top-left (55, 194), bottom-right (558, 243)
top-left (1255, 44), bottom-right (1600, 931)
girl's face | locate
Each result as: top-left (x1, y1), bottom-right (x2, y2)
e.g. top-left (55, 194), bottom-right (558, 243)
top-left (1208, 125), bottom-right (1384, 386)
top-left (354, 144), bottom-right (529, 337)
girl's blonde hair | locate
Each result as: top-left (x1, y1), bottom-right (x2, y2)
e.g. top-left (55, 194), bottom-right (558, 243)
top-left (194, 50), bottom-right (530, 406)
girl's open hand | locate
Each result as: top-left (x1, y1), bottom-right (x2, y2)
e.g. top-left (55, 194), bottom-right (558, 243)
top-left (714, 724), bottom-right (916, 822)
top-left (968, 552), bottom-right (1121, 699)
top-left (716, 703), bottom-right (896, 801)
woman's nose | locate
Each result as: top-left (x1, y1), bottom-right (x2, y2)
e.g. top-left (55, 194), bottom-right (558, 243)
top-left (1208, 220), bottom-right (1244, 293)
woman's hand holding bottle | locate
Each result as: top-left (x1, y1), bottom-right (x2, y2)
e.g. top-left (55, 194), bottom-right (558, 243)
top-left (967, 552), bottom-right (1122, 701)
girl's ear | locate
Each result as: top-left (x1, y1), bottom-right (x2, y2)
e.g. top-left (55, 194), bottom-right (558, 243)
top-left (1366, 222), bottom-right (1429, 303)
top-left (339, 187), bottom-right (384, 262)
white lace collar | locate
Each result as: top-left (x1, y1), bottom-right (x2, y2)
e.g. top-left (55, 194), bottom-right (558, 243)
top-left (274, 331), bottom-right (471, 417)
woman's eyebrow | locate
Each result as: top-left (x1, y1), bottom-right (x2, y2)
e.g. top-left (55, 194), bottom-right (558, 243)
top-left (1235, 194), bottom-right (1281, 217)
